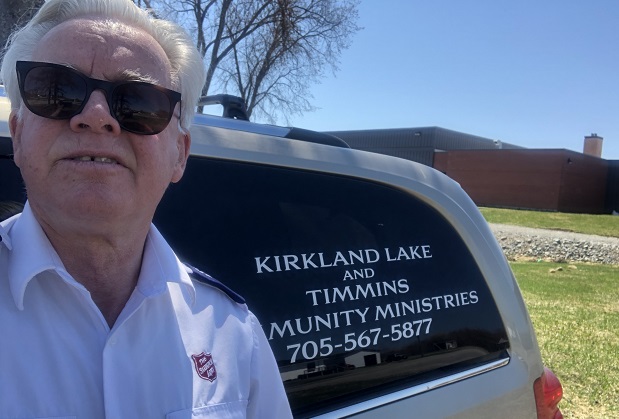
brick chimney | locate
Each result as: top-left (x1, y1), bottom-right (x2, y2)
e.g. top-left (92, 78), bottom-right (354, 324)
top-left (583, 133), bottom-right (603, 158)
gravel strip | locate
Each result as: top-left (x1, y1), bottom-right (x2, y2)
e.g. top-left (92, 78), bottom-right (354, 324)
top-left (489, 223), bottom-right (619, 265)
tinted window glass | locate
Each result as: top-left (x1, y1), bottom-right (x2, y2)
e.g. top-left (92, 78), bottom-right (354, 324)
top-left (155, 156), bottom-right (509, 416)
top-left (0, 153), bottom-right (26, 206)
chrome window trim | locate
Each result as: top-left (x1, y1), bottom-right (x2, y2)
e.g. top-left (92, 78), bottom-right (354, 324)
top-left (311, 357), bottom-right (510, 418)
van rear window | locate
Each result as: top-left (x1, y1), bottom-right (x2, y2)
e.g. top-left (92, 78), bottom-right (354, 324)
top-left (155, 156), bottom-right (509, 416)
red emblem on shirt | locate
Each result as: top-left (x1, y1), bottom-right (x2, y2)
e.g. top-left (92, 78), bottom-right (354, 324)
top-left (191, 352), bottom-right (217, 382)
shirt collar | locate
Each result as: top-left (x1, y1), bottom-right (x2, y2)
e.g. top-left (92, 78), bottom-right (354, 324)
top-left (7, 202), bottom-right (71, 310)
top-left (0, 221), bottom-right (12, 250)
top-left (137, 224), bottom-right (196, 305)
top-left (6, 201), bottom-right (196, 309)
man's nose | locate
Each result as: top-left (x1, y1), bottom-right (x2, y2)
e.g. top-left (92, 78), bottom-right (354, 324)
top-left (69, 90), bottom-right (122, 135)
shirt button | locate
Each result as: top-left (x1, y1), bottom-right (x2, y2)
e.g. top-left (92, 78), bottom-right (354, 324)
top-left (109, 338), bottom-right (118, 346)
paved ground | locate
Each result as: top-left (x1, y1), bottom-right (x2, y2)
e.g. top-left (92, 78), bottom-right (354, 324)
top-left (488, 223), bottom-right (619, 265)
top-left (489, 223), bottom-right (619, 246)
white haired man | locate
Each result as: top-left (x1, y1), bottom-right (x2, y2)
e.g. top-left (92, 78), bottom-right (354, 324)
top-left (0, 0), bottom-right (292, 417)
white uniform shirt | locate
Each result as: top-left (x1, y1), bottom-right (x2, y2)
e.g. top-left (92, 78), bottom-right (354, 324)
top-left (0, 203), bottom-right (292, 419)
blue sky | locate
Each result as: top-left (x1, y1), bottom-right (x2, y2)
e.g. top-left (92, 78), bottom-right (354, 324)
top-left (284, 0), bottom-right (619, 160)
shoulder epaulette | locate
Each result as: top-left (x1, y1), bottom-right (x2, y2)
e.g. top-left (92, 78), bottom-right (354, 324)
top-left (184, 263), bottom-right (246, 305)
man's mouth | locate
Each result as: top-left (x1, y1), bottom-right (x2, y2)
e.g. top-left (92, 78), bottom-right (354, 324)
top-left (72, 156), bottom-right (119, 164)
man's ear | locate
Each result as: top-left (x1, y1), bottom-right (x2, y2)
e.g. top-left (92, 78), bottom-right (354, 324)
top-left (9, 110), bottom-right (23, 168)
top-left (171, 130), bottom-right (190, 183)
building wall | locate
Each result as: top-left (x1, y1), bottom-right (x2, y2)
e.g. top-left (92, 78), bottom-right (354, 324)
top-left (606, 160), bottom-right (619, 213)
top-left (558, 152), bottom-right (608, 213)
top-left (325, 126), bottom-right (612, 214)
top-left (437, 149), bottom-right (609, 213)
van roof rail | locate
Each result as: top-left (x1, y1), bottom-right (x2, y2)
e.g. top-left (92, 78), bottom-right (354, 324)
top-left (198, 94), bottom-right (249, 121)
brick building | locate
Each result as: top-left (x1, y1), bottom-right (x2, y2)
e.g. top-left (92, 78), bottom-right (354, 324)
top-left (327, 127), bottom-right (618, 214)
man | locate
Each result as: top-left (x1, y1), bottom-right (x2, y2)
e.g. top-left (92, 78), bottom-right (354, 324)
top-left (0, 0), bottom-right (292, 417)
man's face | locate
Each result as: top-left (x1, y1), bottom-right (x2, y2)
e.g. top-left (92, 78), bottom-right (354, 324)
top-left (10, 18), bottom-right (189, 236)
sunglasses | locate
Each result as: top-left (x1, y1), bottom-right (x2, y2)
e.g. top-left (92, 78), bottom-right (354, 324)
top-left (16, 61), bottom-right (182, 135)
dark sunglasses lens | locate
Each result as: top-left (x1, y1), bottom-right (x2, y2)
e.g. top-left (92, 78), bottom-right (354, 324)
top-left (112, 83), bottom-right (173, 135)
top-left (23, 66), bottom-right (86, 118)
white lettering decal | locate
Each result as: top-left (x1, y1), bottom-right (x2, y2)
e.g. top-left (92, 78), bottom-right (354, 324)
top-left (255, 246), bottom-right (431, 274)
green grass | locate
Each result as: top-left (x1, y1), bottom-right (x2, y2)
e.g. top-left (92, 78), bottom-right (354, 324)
top-left (479, 207), bottom-right (619, 238)
top-left (511, 261), bottom-right (619, 418)
top-left (480, 207), bottom-right (619, 416)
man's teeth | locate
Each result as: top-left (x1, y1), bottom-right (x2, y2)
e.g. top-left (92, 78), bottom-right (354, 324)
top-left (74, 156), bottom-right (118, 164)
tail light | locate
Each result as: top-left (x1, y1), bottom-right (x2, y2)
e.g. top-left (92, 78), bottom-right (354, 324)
top-left (534, 367), bottom-right (563, 419)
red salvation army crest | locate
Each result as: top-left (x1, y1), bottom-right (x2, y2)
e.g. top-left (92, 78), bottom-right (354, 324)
top-left (191, 352), bottom-right (217, 382)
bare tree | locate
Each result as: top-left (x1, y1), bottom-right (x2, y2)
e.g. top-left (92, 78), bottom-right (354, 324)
top-left (153, 0), bottom-right (360, 122)
top-left (1, 0), bottom-right (360, 123)
top-left (153, 0), bottom-right (279, 96)
top-left (133, 0), bottom-right (155, 8)
top-left (0, 0), bottom-right (46, 54)
top-left (221, 0), bottom-right (359, 122)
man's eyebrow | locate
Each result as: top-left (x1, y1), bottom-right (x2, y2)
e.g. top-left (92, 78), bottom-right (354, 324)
top-left (58, 63), bottom-right (162, 85)
top-left (117, 69), bottom-right (160, 85)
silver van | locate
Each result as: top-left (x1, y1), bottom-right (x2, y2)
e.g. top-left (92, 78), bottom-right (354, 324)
top-left (0, 90), bottom-right (563, 418)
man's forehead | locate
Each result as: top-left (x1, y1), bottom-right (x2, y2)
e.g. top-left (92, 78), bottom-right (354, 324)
top-left (32, 17), bottom-right (171, 84)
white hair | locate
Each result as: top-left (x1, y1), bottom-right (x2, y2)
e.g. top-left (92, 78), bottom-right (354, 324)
top-left (0, 0), bottom-right (206, 129)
